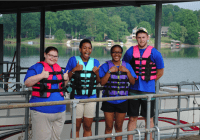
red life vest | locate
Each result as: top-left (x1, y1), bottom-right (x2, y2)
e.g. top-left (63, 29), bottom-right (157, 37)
top-left (131, 45), bottom-right (157, 81)
top-left (32, 61), bottom-right (65, 98)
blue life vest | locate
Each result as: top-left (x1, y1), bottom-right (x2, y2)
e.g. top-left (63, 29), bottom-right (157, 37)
top-left (68, 56), bottom-right (97, 98)
top-left (103, 60), bottom-right (129, 96)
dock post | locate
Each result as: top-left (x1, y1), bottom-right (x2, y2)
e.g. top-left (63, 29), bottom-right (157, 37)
top-left (154, 2), bottom-right (162, 140)
top-left (146, 94), bottom-right (153, 140)
top-left (176, 84), bottom-right (181, 138)
top-left (0, 24), bottom-right (3, 89)
top-left (24, 91), bottom-right (30, 140)
top-left (40, 7), bottom-right (45, 62)
top-left (16, 10), bottom-right (21, 91)
top-left (95, 87), bottom-right (100, 136)
top-left (71, 99), bottom-right (79, 139)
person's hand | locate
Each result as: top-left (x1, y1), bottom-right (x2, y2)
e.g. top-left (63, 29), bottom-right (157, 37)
top-left (41, 67), bottom-right (49, 78)
top-left (93, 65), bottom-right (100, 75)
top-left (109, 66), bottom-right (118, 73)
top-left (74, 61), bottom-right (83, 71)
top-left (64, 70), bottom-right (69, 81)
top-left (119, 65), bottom-right (128, 73)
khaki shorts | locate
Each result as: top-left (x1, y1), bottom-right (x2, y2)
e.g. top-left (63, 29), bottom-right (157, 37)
top-left (70, 102), bottom-right (96, 118)
top-left (30, 110), bottom-right (65, 140)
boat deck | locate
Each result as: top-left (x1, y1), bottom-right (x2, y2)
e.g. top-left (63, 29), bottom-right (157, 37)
top-left (162, 135), bottom-right (200, 140)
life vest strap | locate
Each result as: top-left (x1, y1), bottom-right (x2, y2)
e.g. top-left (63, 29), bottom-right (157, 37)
top-left (69, 70), bottom-right (97, 97)
top-left (33, 88), bottom-right (65, 93)
top-left (49, 71), bottom-right (63, 75)
top-left (42, 79), bottom-right (64, 83)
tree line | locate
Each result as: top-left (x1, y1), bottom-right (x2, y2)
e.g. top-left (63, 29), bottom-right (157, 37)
top-left (0, 4), bottom-right (199, 44)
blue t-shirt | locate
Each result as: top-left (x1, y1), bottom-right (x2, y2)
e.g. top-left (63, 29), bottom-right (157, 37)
top-left (99, 61), bottom-right (137, 104)
top-left (64, 56), bottom-right (100, 99)
top-left (122, 46), bottom-right (164, 93)
top-left (24, 63), bottom-right (66, 113)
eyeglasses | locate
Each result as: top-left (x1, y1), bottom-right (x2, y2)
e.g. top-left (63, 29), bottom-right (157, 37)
top-left (111, 52), bottom-right (122, 54)
top-left (47, 54), bottom-right (59, 59)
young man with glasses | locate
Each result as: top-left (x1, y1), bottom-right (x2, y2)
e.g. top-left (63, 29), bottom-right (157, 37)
top-left (123, 27), bottom-right (164, 140)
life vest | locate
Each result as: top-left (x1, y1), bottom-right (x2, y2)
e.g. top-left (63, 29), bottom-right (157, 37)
top-left (103, 60), bottom-right (129, 96)
top-left (68, 56), bottom-right (97, 99)
top-left (32, 61), bottom-right (65, 98)
top-left (130, 45), bottom-right (157, 81)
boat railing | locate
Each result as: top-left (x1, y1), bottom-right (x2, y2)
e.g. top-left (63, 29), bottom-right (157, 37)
top-left (0, 82), bottom-right (200, 140)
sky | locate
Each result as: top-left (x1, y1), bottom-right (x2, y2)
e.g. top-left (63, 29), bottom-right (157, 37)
top-left (169, 1), bottom-right (200, 11)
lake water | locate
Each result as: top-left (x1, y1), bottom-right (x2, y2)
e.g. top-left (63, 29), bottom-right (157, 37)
top-left (3, 44), bottom-right (200, 89)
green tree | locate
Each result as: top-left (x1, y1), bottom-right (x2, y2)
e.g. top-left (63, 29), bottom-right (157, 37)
top-left (137, 21), bottom-right (152, 35)
top-left (167, 12), bottom-right (173, 25)
top-left (93, 9), bottom-right (109, 41)
top-left (135, 7), bottom-right (145, 24)
top-left (167, 22), bottom-right (181, 40)
top-left (1, 14), bottom-right (16, 39)
top-left (45, 12), bottom-right (58, 36)
top-left (182, 10), bottom-right (198, 44)
top-left (180, 26), bottom-right (188, 43)
top-left (56, 11), bottom-right (72, 34)
top-left (106, 15), bottom-right (129, 42)
top-left (167, 22), bottom-right (188, 43)
top-left (21, 13), bottom-right (40, 39)
top-left (129, 13), bottom-right (137, 31)
top-left (185, 27), bottom-right (199, 45)
top-left (55, 29), bottom-right (66, 42)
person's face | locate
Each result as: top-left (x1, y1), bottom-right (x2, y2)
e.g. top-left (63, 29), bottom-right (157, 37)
top-left (44, 50), bottom-right (58, 65)
top-left (79, 42), bottom-right (92, 61)
top-left (136, 32), bottom-right (149, 48)
top-left (111, 47), bottom-right (122, 62)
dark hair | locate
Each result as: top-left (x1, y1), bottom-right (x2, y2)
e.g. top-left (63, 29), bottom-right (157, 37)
top-left (79, 39), bottom-right (92, 48)
top-left (110, 45), bottom-right (123, 54)
top-left (43, 46), bottom-right (58, 61)
top-left (45, 46), bottom-right (58, 54)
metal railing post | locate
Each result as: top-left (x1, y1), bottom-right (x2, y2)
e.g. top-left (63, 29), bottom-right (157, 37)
top-left (135, 128), bottom-right (141, 140)
top-left (71, 99), bottom-right (79, 139)
top-left (154, 126), bottom-right (160, 140)
top-left (176, 84), bottom-right (181, 138)
top-left (146, 95), bottom-right (153, 140)
top-left (95, 87), bottom-right (100, 136)
top-left (24, 91), bottom-right (30, 140)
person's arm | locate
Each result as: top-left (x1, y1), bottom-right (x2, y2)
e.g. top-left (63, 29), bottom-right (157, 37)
top-left (100, 66), bottom-right (118, 86)
top-left (126, 71), bottom-right (135, 85)
top-left (155, 68), bottom-right (164, 81)
top-left (122, 47), bottom-right (133, 63)
top-left (67, 61), bottom-right (83, 82)
top-left (93, 65), bottom-right (101, 84)
top-left (119, 65), bottom-right (135, 85)
top-left (25, 68), bottom-right (49, 87)
top-left (63, 70), bottom-right (69, 86)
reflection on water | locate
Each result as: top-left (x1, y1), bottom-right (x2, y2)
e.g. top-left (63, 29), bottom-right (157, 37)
top-left (161, 47), bottom-right (199, 58)
top-left (4, 44), bottom-right (199, 59)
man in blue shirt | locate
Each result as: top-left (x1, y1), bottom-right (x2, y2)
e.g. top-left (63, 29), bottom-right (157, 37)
top-left (123, 27), bottom-right (164, 140)
top-left (64, 39), bottom-right (100, 138)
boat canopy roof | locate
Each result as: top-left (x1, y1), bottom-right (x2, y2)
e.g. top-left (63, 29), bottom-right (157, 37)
top-left (0, 1), bottom-right (191, 14)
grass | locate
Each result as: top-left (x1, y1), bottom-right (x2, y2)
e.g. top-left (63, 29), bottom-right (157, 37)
top-left (5, 36), bottom-right (199, 47)
top-left (161, 37), bottom-right (172, 44)
top-left (5, 38), bottom-right (69, 44)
